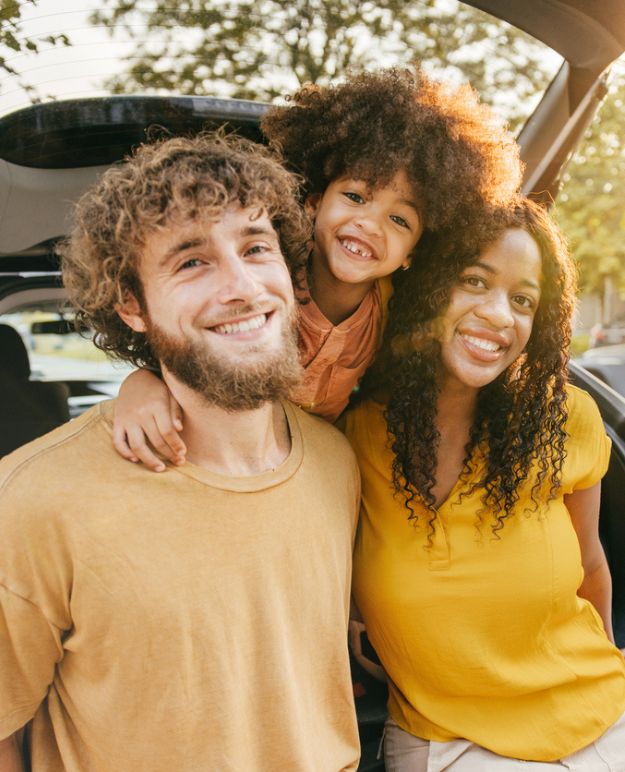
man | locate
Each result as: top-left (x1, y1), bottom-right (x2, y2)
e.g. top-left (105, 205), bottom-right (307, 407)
top-left (0, 134), bottom-right (360, 771)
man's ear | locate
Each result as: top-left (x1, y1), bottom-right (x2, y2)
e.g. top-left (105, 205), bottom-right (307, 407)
top-left (115, 293), bottom-right (147, 333)
top-left (304, 193), bottom-right (322, 218)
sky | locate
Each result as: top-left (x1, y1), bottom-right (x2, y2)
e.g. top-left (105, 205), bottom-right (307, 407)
top-left (0, 0), bottom-right (134, 115)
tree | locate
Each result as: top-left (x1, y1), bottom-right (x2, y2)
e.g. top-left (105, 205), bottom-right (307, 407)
top-left (554, 71), bottom-right (625, 298)
top-left (0, 0), bottom-right (70, 99)
top-left (91, 0), bottom-right (552, 130)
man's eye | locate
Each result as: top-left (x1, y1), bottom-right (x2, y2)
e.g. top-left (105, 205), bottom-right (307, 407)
top-left (246, 244), bottom-right (268, 256)
top-left (343, 191), bottom-right (365, 204)
top-left (180, 258), bottom-right (203, 270)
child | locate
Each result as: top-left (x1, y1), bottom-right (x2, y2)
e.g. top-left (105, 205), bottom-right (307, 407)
top-left (112, 66), bottom-right (522, 469)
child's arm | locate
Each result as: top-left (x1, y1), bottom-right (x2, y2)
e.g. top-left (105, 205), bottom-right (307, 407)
top-left (112, 369), bottom-right (186, 472)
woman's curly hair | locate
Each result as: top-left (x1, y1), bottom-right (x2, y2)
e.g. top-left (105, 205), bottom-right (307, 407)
top-left (261, 66), bottom-right (522, 257)
top-left (59, 132), bottom-right (310, 369)
top-left (360, 198), bottom-right (577, 540)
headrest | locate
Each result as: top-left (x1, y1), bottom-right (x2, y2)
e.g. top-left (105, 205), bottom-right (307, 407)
top-left (0, 324), bottom-right (31, 379)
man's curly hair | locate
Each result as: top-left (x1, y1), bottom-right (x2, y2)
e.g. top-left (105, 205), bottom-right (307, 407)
top-left (261, 66), bottom-right (522, 257)
top-left (360, 197), bottom-right (577, 540)
top-left (59, 132), bottom-right (310, 369)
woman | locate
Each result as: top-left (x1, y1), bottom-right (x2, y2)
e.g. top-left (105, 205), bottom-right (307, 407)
top-left (346, 198), bottom-right (625, 769)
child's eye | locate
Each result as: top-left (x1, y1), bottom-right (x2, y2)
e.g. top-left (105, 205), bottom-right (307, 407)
top-left (343, 191), bottom-right (365, 204)
top-left (391, 214), bottom-right (410, 229)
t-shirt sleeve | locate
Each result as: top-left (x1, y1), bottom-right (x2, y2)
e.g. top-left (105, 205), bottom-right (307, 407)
top-left (562, 386), bottom-right (612, 493)
top-left (0, 583), bottom-right (62, 739)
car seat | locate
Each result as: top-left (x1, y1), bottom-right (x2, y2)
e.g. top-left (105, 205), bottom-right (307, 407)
top-left (0, 323), bottom-right (70, 457)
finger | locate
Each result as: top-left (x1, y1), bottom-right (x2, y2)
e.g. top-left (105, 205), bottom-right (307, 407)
top-left (125, 425), bottom-right (166, 472)
top-left (112, 425), bottom-right (139, 463)
top-left (153, 409), bottom-right (187, 463)
top-left (146, 415), bottom-right (185, 464)
top-left (169, 394), bottom-right (184, 432)
top-left (140, 418), bottom-right (183, 465)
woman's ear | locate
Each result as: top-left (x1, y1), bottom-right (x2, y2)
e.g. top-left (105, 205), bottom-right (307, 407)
top-left (115, 294), bottom-right (147, 333)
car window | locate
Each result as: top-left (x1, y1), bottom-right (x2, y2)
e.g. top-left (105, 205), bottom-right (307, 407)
top-left (0, 308), bottom-right (134, 415)
top-left (1, 0), bottom-right (563, 133)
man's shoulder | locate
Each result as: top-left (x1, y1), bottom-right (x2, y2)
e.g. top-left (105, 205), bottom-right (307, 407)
top-left (0, 401), bottom-right (114, 492)
top-left (285, 401), bottom-right (357, 465)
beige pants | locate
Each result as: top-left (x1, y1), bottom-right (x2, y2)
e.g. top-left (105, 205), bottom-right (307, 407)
top-left (382, 712), bottom-right (625, 771)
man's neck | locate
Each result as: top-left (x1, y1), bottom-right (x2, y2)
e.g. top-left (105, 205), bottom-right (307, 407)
top-left (162, 374), bottom-right (291, 476)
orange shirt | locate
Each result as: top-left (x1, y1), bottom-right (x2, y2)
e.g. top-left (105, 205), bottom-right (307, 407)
top-left (292, 276), bottom-right (392, 422)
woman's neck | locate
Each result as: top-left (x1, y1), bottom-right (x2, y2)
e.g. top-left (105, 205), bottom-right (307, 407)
top-left (435, 378), bottom-right (478, 431)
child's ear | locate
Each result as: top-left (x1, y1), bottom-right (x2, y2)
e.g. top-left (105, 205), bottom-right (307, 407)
top-left (115, 293), bottom-right (147, 333)
top-left (304, 193), bottom-right (322, 218)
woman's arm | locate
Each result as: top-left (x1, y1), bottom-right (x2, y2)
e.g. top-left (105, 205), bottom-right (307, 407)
top-left (112, 368), bottom-right (186, 471)
top-left (565, 481), bottom-right (615, 643)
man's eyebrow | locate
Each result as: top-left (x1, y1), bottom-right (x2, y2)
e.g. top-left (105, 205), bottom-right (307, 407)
top-left (242, 224), bottom-right (278, 238)
top-left (160, 238), bottom-right (206, 266)
top-left (472, 260), bottom-right (541, 291)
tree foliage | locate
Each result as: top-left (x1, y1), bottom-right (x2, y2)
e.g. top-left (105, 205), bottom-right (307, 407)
top-left (90, 0), bottom-right (552, 131)
top-left (0, 0), bottom-right (70, 98)
top-left (555, 71), bottom-right (625, 296)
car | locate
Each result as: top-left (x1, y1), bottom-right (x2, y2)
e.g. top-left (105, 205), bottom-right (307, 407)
top-left (1, 2), bottom-right (625, 769)
top-left (576, 343), bottom-right (625, 397)
top-left (588, 322), bottom-right (625, 349)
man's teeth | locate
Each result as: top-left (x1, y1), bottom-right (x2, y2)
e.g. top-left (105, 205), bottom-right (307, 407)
top-left (341, 239), bottom-right (372, 258)
top-left (213, 314), bottom-right (267, 335)
top-left (462, 334), bottom-right (500, 352)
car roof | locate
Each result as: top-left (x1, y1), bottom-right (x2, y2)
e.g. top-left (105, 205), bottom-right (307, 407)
top-left (471, 1), bottom-right (625, 73)
top-left (1, 0), bottom-right (624, 268)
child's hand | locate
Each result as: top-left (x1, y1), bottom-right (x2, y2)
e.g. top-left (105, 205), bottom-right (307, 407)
top-left (112, 369), bottom-right (186, 472)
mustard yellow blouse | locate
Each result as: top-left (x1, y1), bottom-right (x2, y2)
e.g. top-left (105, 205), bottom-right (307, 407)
top-left (346, 385), bottom-right (625, 762)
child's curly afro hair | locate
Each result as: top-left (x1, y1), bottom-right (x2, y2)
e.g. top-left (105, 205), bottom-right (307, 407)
top-left (261, 66), bottom-right (522, 237)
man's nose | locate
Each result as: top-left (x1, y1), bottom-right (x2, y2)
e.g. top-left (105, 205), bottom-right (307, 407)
top-left (217, 256), bottom-right (262, 304)
top-left (476, 292), bottom-right (514, 328)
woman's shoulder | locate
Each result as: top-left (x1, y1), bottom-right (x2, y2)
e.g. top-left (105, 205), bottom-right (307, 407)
top-left (563, 383), bottom-right (604, 435)
top-left (561, 383), bottom-right (611, 491)
top-left (343, 399), bottom-right (388, 455)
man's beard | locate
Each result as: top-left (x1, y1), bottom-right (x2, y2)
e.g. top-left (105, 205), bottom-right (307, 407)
top-left (144, 308), bottom-right (303, 412)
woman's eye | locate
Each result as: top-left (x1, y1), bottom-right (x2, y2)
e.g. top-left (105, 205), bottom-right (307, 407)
top-left (514, 294), bottom-right (536, 310)
top-left (461, 275), bottom-right (485, 289)
top-left (343, 191), bottom-right (365, 204)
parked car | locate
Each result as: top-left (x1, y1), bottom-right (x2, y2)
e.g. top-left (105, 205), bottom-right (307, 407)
top-left (1, 2), bottom-right (625, 769)
top-left (576, 344), bottom-right (625, 396)
top-left (589, 322), bottom-right (625, 348)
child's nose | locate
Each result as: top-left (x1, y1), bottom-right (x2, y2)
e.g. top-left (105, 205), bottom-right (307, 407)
top-left (354, 209), bottom-right (383, 237)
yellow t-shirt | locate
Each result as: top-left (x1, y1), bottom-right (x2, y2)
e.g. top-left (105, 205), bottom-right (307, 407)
top-left (345, 385), bottom-right (625, 762)
top-left (0, 400), bottom-right (360, 771)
